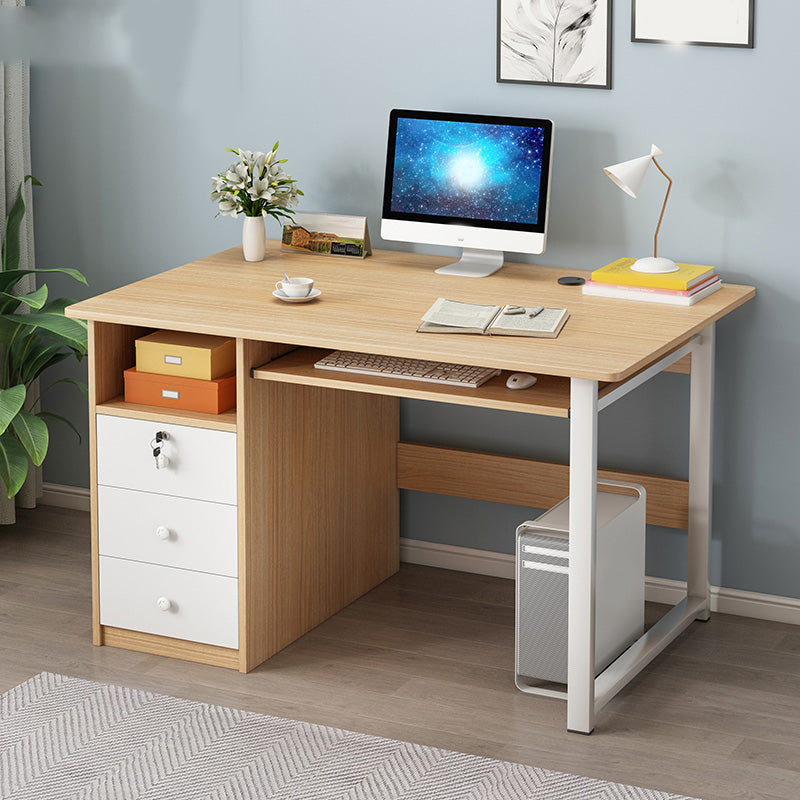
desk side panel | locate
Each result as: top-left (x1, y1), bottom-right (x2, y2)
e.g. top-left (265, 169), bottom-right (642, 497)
top-left (238, 341), bottom-right (399, 672)
top-left (88, 321), bottom-right (152, 645)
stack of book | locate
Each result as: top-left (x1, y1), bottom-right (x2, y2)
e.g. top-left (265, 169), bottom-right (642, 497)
top-left (583, 258), bottom-right (721, 306)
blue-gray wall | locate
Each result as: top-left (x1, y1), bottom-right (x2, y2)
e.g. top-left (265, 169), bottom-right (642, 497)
top-left (21, 1), bottom-right (799, 599)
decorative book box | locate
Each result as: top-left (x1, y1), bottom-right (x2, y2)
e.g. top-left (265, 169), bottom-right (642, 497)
top-left (123, 368), bottom-right (236, 414)
top-left (135, 330), bottom-right (236, 380)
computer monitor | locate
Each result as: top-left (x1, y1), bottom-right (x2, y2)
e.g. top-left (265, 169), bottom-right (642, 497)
top-left (381, 109), bottom-right (554, 277)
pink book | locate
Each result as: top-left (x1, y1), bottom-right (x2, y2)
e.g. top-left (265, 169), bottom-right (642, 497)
top-left (584, 275), bottom-right (720, 296)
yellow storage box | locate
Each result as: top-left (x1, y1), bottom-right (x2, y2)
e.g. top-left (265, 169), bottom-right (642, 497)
top-left (135, 330), bottom-right (236, 380)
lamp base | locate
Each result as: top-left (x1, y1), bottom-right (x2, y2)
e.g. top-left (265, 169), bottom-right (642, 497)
top-left (630, 256), bottom-right (679, 274)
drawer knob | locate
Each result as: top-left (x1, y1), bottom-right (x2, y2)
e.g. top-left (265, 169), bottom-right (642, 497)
top-left (155, 526), bottom-right (172, 541)
top-left (156, 596), bottom-right (173, 612)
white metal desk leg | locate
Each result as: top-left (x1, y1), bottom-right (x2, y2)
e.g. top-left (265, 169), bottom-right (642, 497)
top-left (567, 378), bottom-right (599, 734)
top-left (688, 323), bottom-right (715, 621)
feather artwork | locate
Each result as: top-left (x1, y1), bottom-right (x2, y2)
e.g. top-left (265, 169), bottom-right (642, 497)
top-left (500, 0), bottom-right (600, 85)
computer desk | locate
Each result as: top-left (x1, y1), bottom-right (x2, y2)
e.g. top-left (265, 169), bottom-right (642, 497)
top-left (66, 241), bottom-right (755, 734)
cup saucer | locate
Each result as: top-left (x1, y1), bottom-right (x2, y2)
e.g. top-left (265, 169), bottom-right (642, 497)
top-left (273, 288), bottom-right (321, 303)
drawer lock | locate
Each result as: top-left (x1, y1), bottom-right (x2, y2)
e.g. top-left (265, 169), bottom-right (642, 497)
top-left (150, 431), bottom-right (170, 470)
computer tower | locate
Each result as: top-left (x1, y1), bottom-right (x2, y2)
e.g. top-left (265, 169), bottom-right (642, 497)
top-left (515, 483), bottom-right (645, 686)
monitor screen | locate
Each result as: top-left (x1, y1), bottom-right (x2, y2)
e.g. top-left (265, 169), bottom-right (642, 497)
top-left (382, 110), bottom-right (552, 234)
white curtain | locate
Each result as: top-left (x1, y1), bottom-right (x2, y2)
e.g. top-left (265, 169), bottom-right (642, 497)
top-left (1, 0), bottom-right (43, 515)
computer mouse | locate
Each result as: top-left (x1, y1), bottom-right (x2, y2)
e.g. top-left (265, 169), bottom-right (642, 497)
top-left (506, 373), bottom-right (538, 390)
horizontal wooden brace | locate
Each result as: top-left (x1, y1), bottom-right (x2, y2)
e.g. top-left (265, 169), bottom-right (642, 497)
top-left (397, 442), bottom-right (689, 530)
top-left (666, 353), bottom-right (691, 374)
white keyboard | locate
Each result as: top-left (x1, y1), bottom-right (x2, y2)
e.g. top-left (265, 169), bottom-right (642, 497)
top-left (314, 350), bottom-right (500, 388)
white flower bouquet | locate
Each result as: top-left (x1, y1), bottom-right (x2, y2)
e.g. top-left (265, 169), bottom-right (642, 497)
top-left (211, 142), bottom-right (303, 222)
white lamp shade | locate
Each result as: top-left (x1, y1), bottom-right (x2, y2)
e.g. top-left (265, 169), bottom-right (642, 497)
top-left (604, 144), bottom-right (664, 198)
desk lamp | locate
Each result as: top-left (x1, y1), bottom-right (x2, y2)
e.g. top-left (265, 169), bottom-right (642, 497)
top-left (604, 144), bottom-right (678, 274)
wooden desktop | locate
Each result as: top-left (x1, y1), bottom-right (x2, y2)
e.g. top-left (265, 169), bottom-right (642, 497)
top-left (66, 241), bottom-right (754, 733)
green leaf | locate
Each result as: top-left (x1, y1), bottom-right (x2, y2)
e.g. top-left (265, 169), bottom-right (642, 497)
top-left (11, 409), bottom-right (48, 466)
top-left (37, 411), bottom-right (82, 444)
top-left (0, 284), bottom-right (48, 310)
top-left (41, 297), bottom-right (79, 315)
top-left (29, 376), bottom-right (88, 408)
top-left (0, 385), bottom-right (26, 436)
top-left (16, 343), bottom-right (70, 385)
top-left (1, 312), bottom-right (88, 354)
top-left (0, 429), bottom-right (29, 498)
top-left (0, 267), bottom-right (87, 295)
top-left (2, 180), bottom-right (30, 273)
top-left (0, 316), bottom-right (19, 347)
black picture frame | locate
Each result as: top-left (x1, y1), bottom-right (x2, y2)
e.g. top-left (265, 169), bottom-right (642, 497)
top-left (497, 0), bottom-right (613, 90)
top-left (632, 0), bottom-right (754, 48)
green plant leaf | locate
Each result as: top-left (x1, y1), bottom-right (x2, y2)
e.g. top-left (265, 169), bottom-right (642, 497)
top-left (0, 429), bottom-right (29, 498)
top-left (1, 312), bottom-right (88, 354)
top-left (11, 409), bottom-right (48, 466)
top-left (0, 385), bottom-right (26, 435)
top-left (0, 267), bottom-right (87, 295)
top-left (16, 343), bottom-right (70, 385)
top-left (0, 296), bottom-right (20, 316)
top-left (1, 179), bottom-right (35, 274)
top-left (29, 376), bottom-right (88, 408)
top-left (0, 316), bottom-right (19, 346)
top-left (0, 284), bottom-right (48, 310)
top-left (37, 411), bottom-right (82, 444)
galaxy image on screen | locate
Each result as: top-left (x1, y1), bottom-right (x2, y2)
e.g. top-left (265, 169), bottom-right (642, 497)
top-left (389, 117), bottom-right (545, 226)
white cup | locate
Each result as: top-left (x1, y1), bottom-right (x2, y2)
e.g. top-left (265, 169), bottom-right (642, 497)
top-left (276, 277), bottom-right (314, 297)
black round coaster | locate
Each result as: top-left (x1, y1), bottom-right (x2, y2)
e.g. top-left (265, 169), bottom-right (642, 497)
top-left (557, 276), bottom-right (586, 286)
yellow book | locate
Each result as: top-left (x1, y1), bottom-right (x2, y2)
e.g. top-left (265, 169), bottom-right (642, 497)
top-left (592, 258), bottom-right (716, 291)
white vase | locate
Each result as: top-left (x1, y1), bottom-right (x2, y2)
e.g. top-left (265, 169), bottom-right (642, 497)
top-left (242, 215), bottom-right (266, 262)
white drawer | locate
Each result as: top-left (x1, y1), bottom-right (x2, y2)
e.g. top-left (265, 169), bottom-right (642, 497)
top-left (99, 556), bottom-right (238, 649)
top-left (98, 487), bottom-right (238, 577)
top-left (96, 415), bottom-right (237, 505)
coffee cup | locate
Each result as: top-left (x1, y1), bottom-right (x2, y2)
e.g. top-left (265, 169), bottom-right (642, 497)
top-left (276, 277), bottom-right (314, 297)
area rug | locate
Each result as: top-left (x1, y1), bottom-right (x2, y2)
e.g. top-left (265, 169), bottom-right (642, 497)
top-left (0, 673), bottom-right (698, 799)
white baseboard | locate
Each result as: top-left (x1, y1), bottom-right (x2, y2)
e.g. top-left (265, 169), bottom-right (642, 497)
top-left (41, 483), bottom-right (91, 513)
top-left (399, 537), bottom-right (800, 627)
top-left (38, 485), bottom-right (799, 627)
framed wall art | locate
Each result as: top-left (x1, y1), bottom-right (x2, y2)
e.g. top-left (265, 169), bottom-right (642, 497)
top-left (632, 0), bottom-right (754, 48)
top-left (497, 0), bottom-right (612, 89)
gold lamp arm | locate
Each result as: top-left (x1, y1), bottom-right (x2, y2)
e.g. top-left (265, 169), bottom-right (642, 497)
top-left (651, 157), bottom-right (672, 259)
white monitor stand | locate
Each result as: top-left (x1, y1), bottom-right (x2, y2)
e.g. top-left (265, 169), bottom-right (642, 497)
top-left (434, 248), bottom-right (504, 278)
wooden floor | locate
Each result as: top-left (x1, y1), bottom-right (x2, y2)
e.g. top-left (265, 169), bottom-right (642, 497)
top-left (1, 507), bottom-right (799, 800)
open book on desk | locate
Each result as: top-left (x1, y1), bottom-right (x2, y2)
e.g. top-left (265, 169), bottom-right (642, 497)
top-left (417, 298), bottom-right (569, 339)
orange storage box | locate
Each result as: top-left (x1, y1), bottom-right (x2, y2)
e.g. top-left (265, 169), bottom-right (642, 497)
top-left (123, 368), bottom-right (236, 414)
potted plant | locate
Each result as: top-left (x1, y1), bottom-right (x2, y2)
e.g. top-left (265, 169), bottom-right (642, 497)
top-left (211, 142), bottom-right (303, 262)
top-left (0, 176), bottom-right (88, 520)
